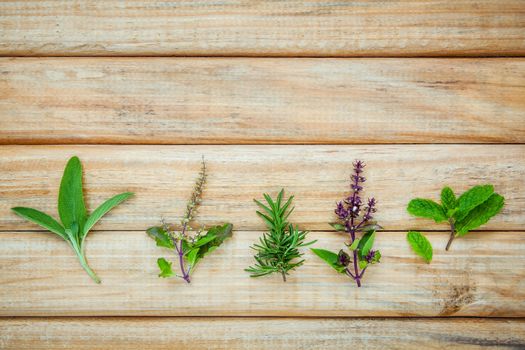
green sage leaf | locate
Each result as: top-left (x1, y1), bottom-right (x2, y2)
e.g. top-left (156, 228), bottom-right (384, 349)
top-left (83, 192), bottom-right (133, 237)
top-left (58, 156), bottom-right (87, 231)
top-left (11, 207), bottom-right (67, 240)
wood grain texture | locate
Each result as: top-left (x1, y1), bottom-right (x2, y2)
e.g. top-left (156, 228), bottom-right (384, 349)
top-left (0, 145), bottom-right (523, 231)
top-left (0, 230), bottom-right (524, 316)
top-left (1, 1), bottom-right (524, 57)
top-left (1, 317), bottom-right (524, 350)
top-left (1, 58), bottom-right (524, 144)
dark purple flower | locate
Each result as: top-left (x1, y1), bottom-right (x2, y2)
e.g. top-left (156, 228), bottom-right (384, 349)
top-left (364, 250), bottom-right (376, 263)
top-left (363, 198), bottom-right (377, 222)
top-left (335, 201), bottom-right (348, 220)
top-left (338, 250), bottom-right (351, 266)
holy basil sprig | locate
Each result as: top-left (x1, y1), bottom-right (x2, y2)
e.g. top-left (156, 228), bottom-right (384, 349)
top-left (147, 158), bottom-right (233, 283)
top-left (11, 156), bottom-right (133, 283)
top-left (311, 160), bottom-right (381, 287)
top-left (246, 189), bottom-right (315, 282)
top-left (407, 184), bottom-right (504, 256)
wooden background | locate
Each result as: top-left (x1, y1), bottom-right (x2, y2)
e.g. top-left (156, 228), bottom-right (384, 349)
top-left (1, 1), bottom-right (524, 349)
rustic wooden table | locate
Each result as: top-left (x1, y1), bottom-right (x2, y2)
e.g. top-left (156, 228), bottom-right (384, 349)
top-left (0, 1), bottom-right (524, 349)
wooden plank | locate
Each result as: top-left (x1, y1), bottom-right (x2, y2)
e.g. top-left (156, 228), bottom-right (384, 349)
top-left (1, 58), bottom-right (524, 144)
top-left (1, 1), bottom-right (524, 57)
top-left (0, 145), bottom-right (523, 231)
top-left (1, 317), bottom-right (524, 350)
top-left (0, 231), bottom-right (523, 316)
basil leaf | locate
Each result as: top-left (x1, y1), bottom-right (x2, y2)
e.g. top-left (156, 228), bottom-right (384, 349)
top-left (329, 223), bottom-right (346, 232)
top-left (157, 258), bottom-right (175, 278)
top-left (147, 226), bottom-right (174, 249)
top-left (357, 230), bottom-right (376, 259)
top-left (310, 248), bottom-right (346, 273)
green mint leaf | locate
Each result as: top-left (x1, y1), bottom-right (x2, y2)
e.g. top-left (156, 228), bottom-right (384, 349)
top-left (58, 156), bottom-right (87, 232)
top-left (357, 230), bottom-right (376, 259)
top-left (455, 193), bottom-right (504, 236)
top-left (311, 248), bottom-right (346, 273)
top-left (348, 238), bottom-right (360, 250)
top-left (329, 223), bottom-right (346, 232)
top-left (440, 187), bottom-right (457, 213)
top-left (11, 207), bottom-right (67, 240)
top-left (455, 185), bottom-right (494, 221)
top-left (147, 226), bottom-right (174, 249)
top-left (83, 192), bottom-right (133, 237)
top-left (157, 258), bottom-right (175, 278)
top-left (407, 198), bottom-right (447, 223)
top-left (406, 231), bottom-right (433, 263)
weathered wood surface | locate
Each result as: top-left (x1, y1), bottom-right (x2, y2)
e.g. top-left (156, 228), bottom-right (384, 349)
top-left (1, 317), bottom-right (524, 350)
top-left (1, 58), bottom-right (524, 144)
top-left (1, 231), bottom-right (523, 317)
top-left (1, 1), bottom-right (524, 57)
top-left (0, 145), bottom-right (522, 231)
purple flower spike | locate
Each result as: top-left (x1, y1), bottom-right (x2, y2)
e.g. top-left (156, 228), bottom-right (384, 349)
top-left (335, 201), bottom-right (348, 220)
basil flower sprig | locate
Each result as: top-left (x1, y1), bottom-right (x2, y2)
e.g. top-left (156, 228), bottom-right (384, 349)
top-left (312, 160), bottom-right (382, 287)
top-left (11, 156), bottom-right (133, 283)
top-left (147, 158), bottom-right (233, 283)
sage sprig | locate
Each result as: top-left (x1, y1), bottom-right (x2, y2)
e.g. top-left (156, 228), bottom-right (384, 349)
top-left (11, 156), bottom-right (133, 283)
top-left (311, 160), bottom-right (382, 287)
top-left (147, 158), bottom-right (233, 283)
top-left (407, 184), bottom-right (504, 255)
top-left (246, 189), bottom-right (315, 282)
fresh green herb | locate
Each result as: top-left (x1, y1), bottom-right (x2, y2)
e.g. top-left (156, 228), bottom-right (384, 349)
top-left (147, 158), bottom-right (233, 283)
top-left (11, 156), bottom-right (133, 283)
top-left (407, 185), bottom-right (504, 252)
top-left (406, 231), bottom-right (433, 263)
top-left (246, 189), bottom-right (315, 282)
top-left (311, 160), bottom-right (381, 287)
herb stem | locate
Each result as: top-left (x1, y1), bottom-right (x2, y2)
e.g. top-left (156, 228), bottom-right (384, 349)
top-left (281, 270), bottom-right (287, 282)
top-left (178, 223), bottom-right (191, 283)
top-left (446, 218), bottom-right (456, 251)
top-left (74, 247), bottom-right (100, 284)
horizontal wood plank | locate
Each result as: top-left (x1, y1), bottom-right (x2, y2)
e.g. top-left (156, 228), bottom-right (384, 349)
top-left (0, 231), bottom-right (524, 316)
top-left (1, 58), bottom-right (524, 144)
top-left (0, 145), bottom-right (523, 231)
top-left (1, 1), bottom-right (524, 57)
top-left (1, 317), bottom-right (524, 349)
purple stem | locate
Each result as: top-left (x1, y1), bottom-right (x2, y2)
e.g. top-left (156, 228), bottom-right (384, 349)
top-left (178, 222), bottom-right (191, 283)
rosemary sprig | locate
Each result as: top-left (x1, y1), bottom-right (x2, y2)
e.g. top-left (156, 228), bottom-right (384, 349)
top-left (246, 189), bottom-right (315, 282)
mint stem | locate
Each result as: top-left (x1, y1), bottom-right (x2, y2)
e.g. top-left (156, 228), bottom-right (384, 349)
top-left (446, 218), bottom-right (456, 251)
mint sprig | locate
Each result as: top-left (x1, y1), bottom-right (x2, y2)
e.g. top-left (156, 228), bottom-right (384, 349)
top-left (407, 184), bottom-right (504, 253)
top-left (11, 156), bottom-right (133, 283)
top-left (406, 231), bottom-right (433, 263)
